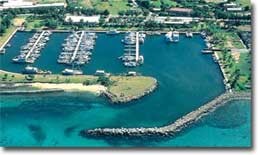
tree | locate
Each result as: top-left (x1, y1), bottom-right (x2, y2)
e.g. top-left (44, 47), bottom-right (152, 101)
top-left (138, 0), bottom-right (150, 9)
top-left (97, 76), bottom-right (112, 86)
top-left (83, 80), bottom-right (91, 86)
top-left (78, 19), bottom-right (84, 28)
top-left (103, 9), bottom-right (110, 16)
top-left (45, 19), bottom-right (58, 29)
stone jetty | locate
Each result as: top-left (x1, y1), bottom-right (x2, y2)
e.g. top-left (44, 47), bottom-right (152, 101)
top-left (81, 91), bottom-right (251, 138)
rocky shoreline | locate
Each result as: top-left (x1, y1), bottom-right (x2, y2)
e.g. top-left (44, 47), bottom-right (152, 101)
top-left (81, 91), bottom-right (251, 138)
top-left (102, 79), bottom-right (158, 103)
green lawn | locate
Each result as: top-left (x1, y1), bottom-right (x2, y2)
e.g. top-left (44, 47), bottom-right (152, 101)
top-left (235, 0), bottom-right (251, 7)
top-left (237, 52), bottom-right (251, 75)
top-left (109, 76), bottom-right (157, 99)
top-left (212, 31), bottom-right (245, 49)
top-left (150, 0), bottom-right (177, 8)
top-left (0, 71), bottom-right (157, 100)
top-left (236, 52), bottom-right (251, 90)
top-left (0, 71), bottom-right (97, 83)
top-left (205, 0), bottom-right (251, 6)
top-left (25, 19), bottom-right (45, 30)
top-left (226, 32), bottom-right (245, 49)
top-left (74, 0), bottom-right (131, 14)
top-left (218, 51), bottom-right (251, 91)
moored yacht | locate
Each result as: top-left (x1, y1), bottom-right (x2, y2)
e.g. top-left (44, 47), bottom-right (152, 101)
top-left (165, 31), bottom-right (173, 42)
top-left (12, 56), bottom-right (26, 63)
top-left (106, 29), bottom-right (120, 35)
top-left (172, 31), bottom-right (180, 42)
top-left (62, 68), bottom-right (83, 75)
top-left (23, 66), bottom-right (39, 74)
top-left (186, 31), bottom-right (193, 38)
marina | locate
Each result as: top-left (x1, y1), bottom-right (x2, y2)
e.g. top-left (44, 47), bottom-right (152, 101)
top-left (1, 31), bottom-right (248, 147)
top-left (0, 0), bottom-right (252, 148)
top-left (12, 31), bottom-right (51, 64)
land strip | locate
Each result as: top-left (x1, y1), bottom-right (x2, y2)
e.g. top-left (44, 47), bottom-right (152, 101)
top-left (0, 70), bottom-right (157, 103)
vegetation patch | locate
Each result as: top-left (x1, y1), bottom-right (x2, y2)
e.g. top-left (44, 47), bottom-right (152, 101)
top-left (68, 0), bottom-right (131, 15)
top-left (0, 71), bottom-right (97, 84)
top-left (107, 76), bottom-right (157, 103)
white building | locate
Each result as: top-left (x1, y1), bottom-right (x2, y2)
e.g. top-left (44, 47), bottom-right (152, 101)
top-left (226, 7), bottom-right (243, 12)
top-left (154, 16), bottom-right (199, 25)
top-left (2, 0), bottom-right (33, 7)
top-left (65, 15), bottom-right (100, 24)
top-left (0, 0), bottom-right (65, 10)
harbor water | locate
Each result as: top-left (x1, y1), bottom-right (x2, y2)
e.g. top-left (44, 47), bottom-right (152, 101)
top-left (0, 32), bottom-right (251, 147)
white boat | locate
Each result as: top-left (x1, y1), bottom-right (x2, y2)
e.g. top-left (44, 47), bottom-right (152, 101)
top-left (201, 31), bottom-right (206, 38)
top-left (106, 29), bottom-right (120, 35)
top-left (62, 69), bottom-right (83, 75)
top-left (124, 61), bottom-right (137, 67)
top-left (139, 37), bottom-right (144, 44)
top-left (186, 31), bottom-right (193, 38)
top-left (138, 55), bottom-right (144, 64)
top-left (165, 31), bottom-right (173, 42)
top-left (23, 66), bottom-right (39, 74)
top-left (139, 33), bottom-right (146, 44)
top-left (172, 31), bottom-right (179, 42)
top-left (12, 56), bottom-right (26, 63)
top-left (122, 38), bottom-right (135, 44)
top-left (0, 48), bottom-right (6, 54)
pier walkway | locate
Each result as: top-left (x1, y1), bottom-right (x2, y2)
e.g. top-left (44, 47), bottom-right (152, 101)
top-left (25, 31), bottom-right (45, 60)
top-left (135, 32), bottom-right (139, 62)
top-left (71, 31), bottom-right (85, 63)
top-left (82, 91), bottom-right (251, 138)
top-left (0, 28), bottom-right (18, 51)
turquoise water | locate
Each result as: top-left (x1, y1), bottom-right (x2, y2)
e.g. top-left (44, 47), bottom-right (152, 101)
top-left (0, 32), bottom-right (251, 147)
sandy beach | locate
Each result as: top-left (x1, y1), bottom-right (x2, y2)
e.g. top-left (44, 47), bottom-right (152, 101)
top-left (31, 83), bottom-right (107, 94)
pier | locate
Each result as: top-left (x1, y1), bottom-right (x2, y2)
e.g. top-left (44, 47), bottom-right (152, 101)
top-left (71, 31), bottom-right (85, 63)
top-left (0, 28), bottom-right (18, 53)
top-left (58, 31), bottom-right (96, 67)
top-left (12, 30), bottom-right (51, 63)
top-left (24, 31), bottom-right (45, 60)
top-left (81, 91), bottom-right (251, 138)
top-left (119, 32), bottom-right (144, 67)
top-left (135, 32), bottom-right (139, 62)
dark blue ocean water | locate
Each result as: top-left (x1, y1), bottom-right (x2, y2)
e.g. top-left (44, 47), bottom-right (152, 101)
top-left (0, 32), bottom-right (251, 147)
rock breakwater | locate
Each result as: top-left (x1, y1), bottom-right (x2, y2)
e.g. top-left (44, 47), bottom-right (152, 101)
top-left (81, 92), bottom-right (251, 138)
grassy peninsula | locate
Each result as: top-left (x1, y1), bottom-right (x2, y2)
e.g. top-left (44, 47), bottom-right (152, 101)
top-left (0, 70), bottom-right (157, 103)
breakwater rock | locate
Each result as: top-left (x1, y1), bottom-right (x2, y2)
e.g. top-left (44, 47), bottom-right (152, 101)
top-left (81, 92), bottom-right (251, 138)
